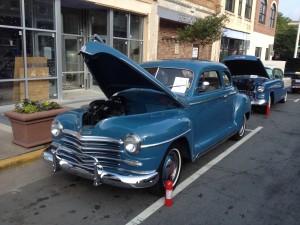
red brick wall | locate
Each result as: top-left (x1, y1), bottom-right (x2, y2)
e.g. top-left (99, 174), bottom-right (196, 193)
top-left (157, 19), bottom-right (212, 60)
top-left (254, 0), bottom-right (278, 36)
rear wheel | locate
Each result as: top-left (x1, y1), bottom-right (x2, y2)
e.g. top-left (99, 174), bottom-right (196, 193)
top-left (232, 114), bottom-right (246, 141)
top-left (150, 144), bottom-right (182, 196)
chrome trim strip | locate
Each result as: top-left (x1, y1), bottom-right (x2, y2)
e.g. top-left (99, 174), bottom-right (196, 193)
top-left (61, 138), bottom-right (123, 153)
top-left (58, 145), bottom-right (123, 163)
top-left (141, 129), bottom-right (191, 148)
top-left (189, 91), bottom-right (236, 106)
top-left (63, 129), bottom-right (123, 145)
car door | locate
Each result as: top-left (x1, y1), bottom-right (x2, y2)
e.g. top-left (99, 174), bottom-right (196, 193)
top-left (190, 69), bottom-right (234, 155)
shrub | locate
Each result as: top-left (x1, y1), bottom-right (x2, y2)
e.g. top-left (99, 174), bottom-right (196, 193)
top-left (14, 99), bottom-right (62, 114)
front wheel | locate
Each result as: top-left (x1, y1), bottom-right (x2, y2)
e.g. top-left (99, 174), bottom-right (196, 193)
top-left (232, 114), bottom-right (246, 141)
top-left (149, 144), bottom-right (182, 196)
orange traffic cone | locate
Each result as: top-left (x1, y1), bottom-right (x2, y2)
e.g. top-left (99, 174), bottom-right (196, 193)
top-left (165, 180), bottom-right (173, 207)
top-left (265, 105), bottom-right (270, 116)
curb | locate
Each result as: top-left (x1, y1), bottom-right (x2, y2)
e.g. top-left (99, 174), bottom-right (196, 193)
top-left (0, 148), bottom-right (45, 171)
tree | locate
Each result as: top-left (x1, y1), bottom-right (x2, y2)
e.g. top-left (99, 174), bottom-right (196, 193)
top-left (177, 12), bottom-right (229, 59)
top-left (274, 12), bottom-right (298, 59)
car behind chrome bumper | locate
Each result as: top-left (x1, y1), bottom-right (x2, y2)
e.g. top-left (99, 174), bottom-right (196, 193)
top-left (43, 147), bottom-right (159, 189)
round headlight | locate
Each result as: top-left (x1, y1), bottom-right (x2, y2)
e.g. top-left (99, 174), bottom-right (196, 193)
top-left (124, 134), bottom-right (141, 154)
top-left (257, 86), bottom-right (265, 92)
top-left (51, 120), bottom-right (63, 137)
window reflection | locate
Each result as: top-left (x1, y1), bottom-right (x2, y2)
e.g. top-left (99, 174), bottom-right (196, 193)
top-left (113, 11), bottom-right (127, 38)
top-left (25, 0), bottom-right (54, 30)
top-left (130, 15), bottom-right (143, 39)
top-left (25, 31), bottom-right (56, 78)
top-left (0, 28), bottom-right (23, 80)
top-left (0, 0), bottom-right (21, 26)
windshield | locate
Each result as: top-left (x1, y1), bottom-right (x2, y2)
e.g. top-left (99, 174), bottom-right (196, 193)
top-left (144, 67), bottom-right (194, 94)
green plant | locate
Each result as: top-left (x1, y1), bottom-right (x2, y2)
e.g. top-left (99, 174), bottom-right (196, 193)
top-left (14, 99), bottom-right (62, 114)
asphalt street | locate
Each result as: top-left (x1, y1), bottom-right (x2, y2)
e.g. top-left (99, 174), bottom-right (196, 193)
top-left (0, 93), bottom-right (299, 225)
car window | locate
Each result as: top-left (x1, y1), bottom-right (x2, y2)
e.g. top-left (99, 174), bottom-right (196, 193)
top-left (265, 68), bottom-right (273, 78)
top-left (144, 67), bottom-right (194, 94)
top-left (273, 69), bottom-right (283, 79)
top-left (222, 71), bottom-right (231, 87)
top-left (197, 70), bottom-right (221, 92)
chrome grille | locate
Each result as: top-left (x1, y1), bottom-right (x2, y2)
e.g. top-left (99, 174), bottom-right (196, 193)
top-left (57, 129), bottom-right (123, 171)
top-left (239, 90), bottom-right (255, 99)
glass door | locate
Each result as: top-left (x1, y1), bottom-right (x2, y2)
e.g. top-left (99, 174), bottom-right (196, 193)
top-left (62, 36), bottom-right (84, 90)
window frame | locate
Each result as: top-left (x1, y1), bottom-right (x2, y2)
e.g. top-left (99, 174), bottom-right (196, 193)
top-left (225, 0), bottom-right (235, 13)
top-left (259, 0), bottom-right (267, 24)
top-left (270, 3), bottom-right (276, 28)
top-left (244, 0), bottom-right (252, 19)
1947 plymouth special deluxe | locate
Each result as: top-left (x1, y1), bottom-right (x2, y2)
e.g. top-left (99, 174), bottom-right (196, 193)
top-left (223, 55), bottom-right (290, 113)
top-left (44, 37), bottom-right (251, 194)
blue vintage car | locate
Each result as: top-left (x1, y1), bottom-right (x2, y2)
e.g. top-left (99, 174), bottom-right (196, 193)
top-left (223, 55), bottom-right (290, 113)
top-left (44, 38), bottom-right (251, 194)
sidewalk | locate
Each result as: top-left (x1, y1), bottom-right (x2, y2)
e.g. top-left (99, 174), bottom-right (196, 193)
top-left (0, 89), bottom-right (105, 171)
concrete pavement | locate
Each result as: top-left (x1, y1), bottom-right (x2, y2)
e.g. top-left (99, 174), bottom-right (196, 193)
top-left (0, 89), bottom-right (105, 171)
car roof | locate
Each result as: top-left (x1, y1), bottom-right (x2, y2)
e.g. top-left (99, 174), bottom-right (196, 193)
top-left (140, 59), bottom-right (228, 74)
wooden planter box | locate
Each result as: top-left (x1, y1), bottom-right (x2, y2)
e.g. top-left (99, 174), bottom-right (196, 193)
top-left (4, 108), bottom-right (68, 148)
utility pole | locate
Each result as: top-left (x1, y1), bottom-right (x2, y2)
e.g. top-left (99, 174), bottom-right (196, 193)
top-left (294, 17), bottom-right (300, 58)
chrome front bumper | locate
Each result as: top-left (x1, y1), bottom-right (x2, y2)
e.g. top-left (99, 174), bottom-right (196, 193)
top-left (251, 99), bottom-right (268, 106)
top-left (43, 147), bottom-right (159, 189)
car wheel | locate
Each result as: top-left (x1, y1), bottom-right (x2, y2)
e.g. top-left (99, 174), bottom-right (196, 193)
top-left (149, 144), bottom-right (182, 196)
top-left (279, 92), bottom-right (287, 103)
top-left (232, 114), bottom-right (246, 141)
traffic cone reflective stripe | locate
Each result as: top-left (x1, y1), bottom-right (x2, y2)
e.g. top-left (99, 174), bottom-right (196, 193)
top-left (165, 180), bottom-right (173, 207)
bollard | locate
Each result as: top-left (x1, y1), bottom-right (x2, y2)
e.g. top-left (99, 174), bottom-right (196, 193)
top-left (165, 180), bottom-right (173, 207)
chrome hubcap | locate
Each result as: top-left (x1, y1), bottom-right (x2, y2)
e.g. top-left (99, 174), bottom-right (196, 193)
top-left (162, 148), bottom-right (181, 186)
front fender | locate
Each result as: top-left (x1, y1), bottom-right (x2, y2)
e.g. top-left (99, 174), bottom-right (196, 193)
top-left (235, 93), bottom-right (251, 124)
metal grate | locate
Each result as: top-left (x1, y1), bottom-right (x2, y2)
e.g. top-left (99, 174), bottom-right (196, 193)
top-left (57, 129), bottom-right (123, 171)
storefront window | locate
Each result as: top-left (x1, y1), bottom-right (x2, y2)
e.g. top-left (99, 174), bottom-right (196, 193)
top-left (130, 41), bottom-right (143, 63)
top-left (113, 39), bottom-right (128, 55)
top-left (62, 73), bottom-right (84, 90)
top-left (130, 15), bottom-right (143, 39)
top-left (0, 0), bottom-right (21, 26)
top-left (91, 10), bottom-right (107, 36)
top-left (62, 7), bottom-right (83, 35)
top-left (0, 81), bottom-right (24, 105)
top-left (25, 31), bottom-right (56, 78)
top-left (220, 37), bottom-right (246, 61)
top-left (25, 0), bottom-right (55, 30)
top-left (62, 37), bottom-right (84, 72)
top-left (0, 28), bottom-right (23, 80)
top-left (113, 11), bottom-right (127, 38)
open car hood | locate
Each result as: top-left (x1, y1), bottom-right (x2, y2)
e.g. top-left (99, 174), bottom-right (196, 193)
top-left (79, 40), bottom-right (187, 108)
top-left (223, 55), bottom-right (269, 78)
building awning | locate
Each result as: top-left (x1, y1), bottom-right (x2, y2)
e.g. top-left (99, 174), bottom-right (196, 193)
top-left (223, 28), bottom-right (249, 40)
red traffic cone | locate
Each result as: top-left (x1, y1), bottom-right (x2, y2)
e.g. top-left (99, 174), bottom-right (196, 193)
top-left (165, 180), bottom-right (173, 207)
top-left (265, 105), bottom-right (270, 116)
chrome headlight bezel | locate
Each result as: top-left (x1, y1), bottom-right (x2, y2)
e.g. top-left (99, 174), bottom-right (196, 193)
top-left (51, 120), bottom-right (63, 137)
top-left (257, 85), bottom-right (265, 92)
top-left (124, 134), bottom-right (141, 154)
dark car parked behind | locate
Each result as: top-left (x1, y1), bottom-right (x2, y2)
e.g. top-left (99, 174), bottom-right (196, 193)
top-left (284, 58), bottom-right (300, 92)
